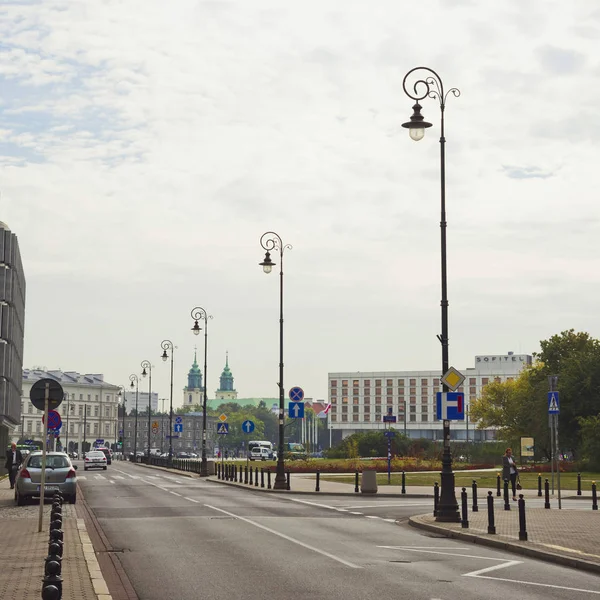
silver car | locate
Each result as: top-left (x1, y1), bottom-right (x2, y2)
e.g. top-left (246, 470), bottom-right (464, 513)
top-left (84, 450), bottom-right (108, 470)
top-left (15, 451), bottom-right (78, 505)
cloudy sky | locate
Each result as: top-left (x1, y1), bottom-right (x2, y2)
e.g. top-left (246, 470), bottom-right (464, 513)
top-left (2, 0), bottom-right (599, 407)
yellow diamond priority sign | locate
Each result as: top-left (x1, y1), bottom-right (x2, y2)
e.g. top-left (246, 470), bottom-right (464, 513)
top-left (219, 413), bottom-right (228, 422)
top-left (441, 367), bottom-right (465, 391)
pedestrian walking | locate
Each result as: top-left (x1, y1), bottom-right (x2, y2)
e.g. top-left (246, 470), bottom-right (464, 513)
top-left (4, 443), bottom-right (23, 489)
top-left (502, 447), bottom-right (519, 501)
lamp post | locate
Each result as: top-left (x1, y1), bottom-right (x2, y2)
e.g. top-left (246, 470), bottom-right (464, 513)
top-left (259, 231), bottom-right (292, 490)
top-left (129, 374), bottom-right (139, 460)
top-left (402, 66), bottom-right (460, 522)
top-left (161, 340), bottom-right (175, 464)
top-left (141, 360), bottom-right (152, 459)
top-left (191, 306), bottom-right (213, 477)
top-left (118, 386), bottom-right (126, 457)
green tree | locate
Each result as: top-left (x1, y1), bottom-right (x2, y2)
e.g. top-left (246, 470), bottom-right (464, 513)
top-left (578, 415), bottom-right (600, 470)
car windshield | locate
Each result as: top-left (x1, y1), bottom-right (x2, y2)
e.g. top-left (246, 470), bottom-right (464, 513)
top-left (28, 455), bottom-right (70, 469)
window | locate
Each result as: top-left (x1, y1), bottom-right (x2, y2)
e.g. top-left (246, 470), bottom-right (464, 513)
top-left (409, 388), bottom-right (416, 395)
top-left (433, 378), bottom-right (440, 386)
top-left (105, 407), bottom-right (110, 417)
top-left (342, 380), bottom-right (348, 387)
top-left (353, 415), bottom-right (359, 422)
top-left (36, 422), bottom-right (41, 433)
top-left (470, 387), bottom-right (476, 395)
top-left (93, 423), bottom-right (98, 434)
top-left (375, 396), bottom-right (381, 405)
top-left (28, 404), bottom-right (32, 414)
top-left (86, 424), bottom-right (90, 434)
top-left (79, 405), bottom-right (83, 416)
top-left (105, 424), bottom-right (110, 434)
top-left (87, 394), bottom-right (91, 401)
top-left (386, 379), bottom-right (393, 386)
top-left (27, 421), bottom-right (32, 432)
top-left (106, 394), bottom-right (111, 402)
top-left (94, 406), bottom-right (99, 417)
top-left (79, 394), bottom-right (83, 400)
top-left (375, 379), bottom-right (381, 386)
top-left (331, 380), bottom-right (337, 387)
top-left (353, 406), bottom-right (359, 414)
top-left (410, 378), bottom-right (416, 386)
top-left (482, 378), bottom-right (489, 386)
top-left (398, 379), bottom-right (404, 387)
top-left (95, 395), bottom-right (99, 402)
top-left (469, 378), bottom-right (476, 385)
top-left (364, 380), bottom-right (370, 387)
top-left (421, 379), bottom-right (428, 386)
top-left (364, 397), bottom-right (370, 405)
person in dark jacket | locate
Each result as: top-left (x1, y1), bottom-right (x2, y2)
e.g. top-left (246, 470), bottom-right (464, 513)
top-left (502, 447), bottom-right (519, 501)
top-left (4, 443), bottom-right (23, 489)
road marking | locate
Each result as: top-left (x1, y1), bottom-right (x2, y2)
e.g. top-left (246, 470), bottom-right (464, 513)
top-left (349, 512), bottom-right (363, 515)
top-left (185, 497), bottom-right (200, 503)
top-left (342, 503), bottom-right (430, 509)
top-left (78, 476), bottom-right (87, 480)
top-left (170, 491), bottom-right (181, 496)
top-left (109, 480), bottom-right (115, 484)
top-left (286, 498), bottom-right (341, 510)
top-left (112, 475), bottom-right (124, 480)
top-left (94, 475), bottom-right (106, 480)
top-left (205, 504), bottom-right (361, 569)
top-left (365, 516), bottom-right (379, 519)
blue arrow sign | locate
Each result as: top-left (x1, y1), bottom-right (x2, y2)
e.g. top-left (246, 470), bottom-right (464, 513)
top-left (548, 391), bottom-right (560, 414)
top-left (288, 402), bottom-right (304, 419)
top-left (174, 423), bottom-right (183, 433)
top-left (242, 420), bottom-right (255, 434)
top-left (217, 423), bottom-right (229, 434)
top-left (289, 387), bottom-right (304, 402)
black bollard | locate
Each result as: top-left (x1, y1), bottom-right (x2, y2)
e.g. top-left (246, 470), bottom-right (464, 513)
top-left (472, 480), bottom-right (478, 512)
top-left (538, 473), bottom-right (542, 497)
top-left (577, 473), bottom-right (582, 496)
top-left (544, 478), bottom-right (550, 509)
top-left (316, 470), bottom-right (320, 492)
top-left (433, 482), bottom-right (439, 517)
top-left (267, 469), bottom-right (272, 489)
top-left (42, 559), bottom-right (62, 597)
top-left (401, 471), bottom-right (406, 495)
top-left (217, 463), bottom-right (220, 479)
top-left (234, 465), bottom-right (237, 482)
top-left (593, 482), bottom-right (598, 511)
top-left (255, 467), bottom-right (259, 487)
top-left (49, 528), bottom-right (64, 545)
top-left (249, 466), bottom-right (253, 486)
top-left (496, 473), bottom-right (501, 497)
top-left (47, 542), bottom-right (63, 560)
top-left (286, 470), bottom-right (291, 491)
top-left (50, 519), bottom-right (63, 533)
top-left (503, 479), bottom-right (510, 511)
top-left (461, 488), bottom-right (469, 528)
top-left (244, 465), bottom-right (248, 485)
top-left (354, 471), bottom-right (359, 493)
top-left (41, 584), bottom-right (60, 600)
top-left (518, 494), bottom-right (527, 541)
top-left (261, 469), bottom-right (265, 488)
top-left (487, 491), bottom-right (496, 534)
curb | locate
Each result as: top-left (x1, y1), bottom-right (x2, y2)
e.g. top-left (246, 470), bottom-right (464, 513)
top-left (206, 477), bottom-right (433, 498)
top-left (408, 514), bottom-right (600, 575)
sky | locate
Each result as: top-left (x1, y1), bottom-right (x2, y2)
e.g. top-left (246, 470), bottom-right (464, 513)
top-left (2, 0), bottom-right (600, 408)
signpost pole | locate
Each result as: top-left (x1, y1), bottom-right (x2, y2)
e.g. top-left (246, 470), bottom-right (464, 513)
top-left (38, 383), bottom-right (49, 533)
top-left (387, 424), bottom-right (391, 485)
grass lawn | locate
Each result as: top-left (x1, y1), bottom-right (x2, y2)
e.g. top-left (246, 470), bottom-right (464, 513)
top-left (321, 471), bottom-right (599, 491)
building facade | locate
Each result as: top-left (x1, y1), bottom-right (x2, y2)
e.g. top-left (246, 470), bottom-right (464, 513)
top-left (183, 350), bottom-right (203, 406)
top-left (123, 390), bottom-right (158, 415)
top-left (122, 412), bottom-right (218, 455)
top-left (17, 370), bottom-right (121, 451)
top-left (0, 222), bottom-right (26, 462)
top-left (215, 352), bottom-right (237, 401)
top-left (328, 353), bottom-right (532, 441)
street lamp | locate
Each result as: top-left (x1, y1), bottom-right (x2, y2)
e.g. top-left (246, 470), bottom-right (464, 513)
top-left (259, 231), bottom-right (292, 490)
top-left (191, 306), bottom-right (213, 477)
top-left (141, 360), bottom-right (152, 459)
top-left (118, 386), bottom-right (126, 457)
top-left (161, 340), bottom-right (175, 464)
top-left (129, 374), bottom-right (139, 460)
top-left (402, 66), bottom-right (460, 522)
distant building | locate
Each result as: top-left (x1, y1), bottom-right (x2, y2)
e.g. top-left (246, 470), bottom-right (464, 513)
top-left (215, 352), bottom-right (237, 401)
top-left (0, 222), bottom-right (26, 462)
top-left (123, 390), bottom-right (158, 415)
top-left (328, 352), bottom-right (532, 441)
top-left (18, 369), bottom-right (120, 451)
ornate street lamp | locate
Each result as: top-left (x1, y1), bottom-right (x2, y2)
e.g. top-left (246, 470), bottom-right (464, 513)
top-left (402, 66), bottom-right (460, 522)
top-left (161, 340), bottom-right (175, 464)
top-left (141, 360), bottom-right (152, 459)
top-left (129, 374), bottom-right (139, 460)
top-left (191, 307), bottom-right (213, 477)
top-left (259, 231), bottom-right (292, 490)
top-left (118, 386), bottom-right (126, 457)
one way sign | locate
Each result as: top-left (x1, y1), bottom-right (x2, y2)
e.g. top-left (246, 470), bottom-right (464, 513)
top-left (288, 402), bottom-right (304, 419)
top-left (548, 392), bottom-right (560, 414)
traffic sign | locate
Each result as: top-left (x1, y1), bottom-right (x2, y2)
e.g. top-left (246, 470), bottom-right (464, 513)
top-left (152, 421), bottom-right (159, 429)
top-left (219, 413), bottom-right (228, 422)
top-left (383, 430), bottom-right (396, 437)
top-left (30, 378), bottom-right (64, 411)
top-left (95, 439), bottom-right (104, 445)
top-left (436, 392), bottom-right (465, 420)
top-left (288, 401), bottom-right (305, 418)
top-left (174, 423), bottom-right (183, 433)
top-left (242, 420), bottom-right (255, 434)
top-left (548, 392), bottom-right (560, 414)
top-left (383, 415), bottom-right (397, 423)
top-left (289, 387), bottom-right (304, 402)
top-left (217, 423), bottom-right (229, 434)
top-left (175, 416), bottom-right (183, 424)
top-left (42, 410), bottom-right (62, 430)
top-left (152, 426), bottom-right (159, 434)
top-left (441, 367), bottom-right (465, 392)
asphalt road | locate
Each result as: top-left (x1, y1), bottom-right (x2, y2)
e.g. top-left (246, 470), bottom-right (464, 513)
top-left (77, 461), bottom-right (600, 600)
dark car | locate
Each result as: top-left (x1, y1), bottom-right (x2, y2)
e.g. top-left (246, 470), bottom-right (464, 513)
top-left (98, 447), bottom-right (112, 465)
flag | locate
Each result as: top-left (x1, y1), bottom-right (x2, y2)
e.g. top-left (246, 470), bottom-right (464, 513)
top-left (323, 403), bottom-right (331, 414)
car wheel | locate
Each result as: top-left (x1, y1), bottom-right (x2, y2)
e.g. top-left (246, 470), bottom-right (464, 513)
top-left (68, 494), bottom-right (77, 505)
top-left (15, 490), bottom-right (25, 506)
top-left (103, 466), bottom-right (107, 470)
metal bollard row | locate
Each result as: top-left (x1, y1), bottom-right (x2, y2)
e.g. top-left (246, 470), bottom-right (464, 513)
top-left (42, 492), bottom-right (64, 599)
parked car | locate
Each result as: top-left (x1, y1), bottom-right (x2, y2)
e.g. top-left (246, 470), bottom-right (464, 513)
top-left (15, 451), bottom-right (78, 505)
top-left (84, 450), bottom-right (108, 471)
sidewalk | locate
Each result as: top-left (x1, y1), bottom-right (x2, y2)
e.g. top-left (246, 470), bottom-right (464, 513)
top-left (0, 475), bottom-right (112, 599)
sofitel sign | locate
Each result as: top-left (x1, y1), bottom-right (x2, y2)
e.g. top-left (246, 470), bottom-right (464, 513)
top-left (476, 355), bottom-right (529, 363)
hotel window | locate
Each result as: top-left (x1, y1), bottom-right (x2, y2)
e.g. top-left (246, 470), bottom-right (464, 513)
top-left (375, 379), bottom-right (381, 386)
top-left (341, 414), bottom-right (348, 422)
top-left (398, 379), bottom-right (404, 388)
top-left (331, 388), bottom-right (337, 397)
top-left (409, 387), bottom-right (416, 395)
top-left (342, 380), bottom-right (348, 387)
top-left (364, 397), bottom-right (370, 405)
top-left (353, 406), bottom-right (359, 414)
top-left (332, 414), bottom-right (337, 422)
top-left (469, 378), bottom-right (476, 385)
top-left (410, 378), bottom-right (416, 386)
top-left (342, 395), bottom-right (348, 404)
top-left (364, 380), bottom-right (371, 387)
top-left (375, 396), bottom-right (382, 405)
top-left (353, 415), bottom-right (359, 422)
top-left (364, 387), bottom-right (370, 396)
top-left (353, 397), bottom-right (359, 405)
top-left (410, 396), bottom-right (416, 405)
top-left (433, 378), bottom-right (440, 386)
top-left (386, 387), bottom-right (393, 396)
top-left (482, 378), bottom-right (489, 386)
top-left (331, 380), bottom-right (337, 387)
top-left (410, 413), bottom-right (417, 422)
top-left (470, 387), bottom-right (477, 395)
top-left (421, 379), bottom-right (428, 386)
top-left (341, 405), bottom-right (348, 413)
top-left (94, 406), bottom-right (99, 416)
top-left (386, 379), bottom-right (393, 386)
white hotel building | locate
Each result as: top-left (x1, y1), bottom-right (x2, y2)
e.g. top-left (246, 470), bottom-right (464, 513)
top-left (328, 353), bottom-right (532, 441)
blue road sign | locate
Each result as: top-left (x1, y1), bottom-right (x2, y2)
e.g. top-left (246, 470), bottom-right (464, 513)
top-left (242, 420), bottom-right (255, 434)
top-left (288, 402), bottom-right (305, 419)
top-left (95, 439), bottom-right (104, 445)
top-left (217, 423), bottom-right (229, 434)
top-left (383, 415), bottom-right (397, 423)
top-left (165, 435), bottom-right (180, 439)
top-left (289, 387), bottom-right (304, 402)
top-left (436, 392), bottom-right (465, 421)
top-left (174, 423), bottom-right (183, 433)
top-left (383, 430), bottom-right (396, 437)
top-left (548, 391), bottom-right (560, 414)
top-left (44, 410), bottom-right (62, 430)
top-left (119, 430), bottom-right (123, 435)
top-left (175, 416), bottom-right (183, 424)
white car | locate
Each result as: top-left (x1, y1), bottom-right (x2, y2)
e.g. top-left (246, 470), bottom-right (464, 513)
top-left (249, 447), bottom-right (271, 461)
top-left (84, 450), bottom-right (108, 471)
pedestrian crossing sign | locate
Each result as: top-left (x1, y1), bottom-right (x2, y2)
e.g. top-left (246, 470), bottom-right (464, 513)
top-left (217, 423), bottom-right (229, 434)
top-left (548, 391), bottom-right (560, 414)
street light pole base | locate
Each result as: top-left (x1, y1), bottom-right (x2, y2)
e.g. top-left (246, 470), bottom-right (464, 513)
top-left (436, 443), bottom-right (460, 523)
top-left (200, 458), bottom-right (208, 477)
top-left (273, 475), bottom-right (287, 490)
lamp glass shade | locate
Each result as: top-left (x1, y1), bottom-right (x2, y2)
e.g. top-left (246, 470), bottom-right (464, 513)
top-left (262, 264), bottom-right (273, 274)
top-left (409, 127), bottom-right (425, 141)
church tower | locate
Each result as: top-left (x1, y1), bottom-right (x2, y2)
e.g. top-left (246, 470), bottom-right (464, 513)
top-left (183, 348), bottom-right (204, 406)
top-left (215, 352), bottom-right (237, 401)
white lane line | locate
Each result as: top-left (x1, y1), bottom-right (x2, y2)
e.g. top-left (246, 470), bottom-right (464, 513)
top-left (112, 475), bottom-right (125, 480)
top-left (94, 475), bottom-right (106, 480)
top-left (109, 480), bottom-right (115, 485)
top-left (185, 497), bottom-right (200, 503)
top-left (286, 498), bottom-right (340, 510)
top-left (464, 560), bottom-right (523, 577)
top-left (465, 574), bottom-right (600, 594)
top-left (365, 516), bottom-right (379, 519)
top-left (379, 547), bottom-right (520, 562)
top-left (337, 509), bottom-right (349, 512)
top-left (204, 504), bottom-right (361, 569)
top-left (170, 491), bottom-right (181, 496)
top-left (382, 519), bottom-right (396, 523)
top-left (349, 512), bottom-right (363, 515)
